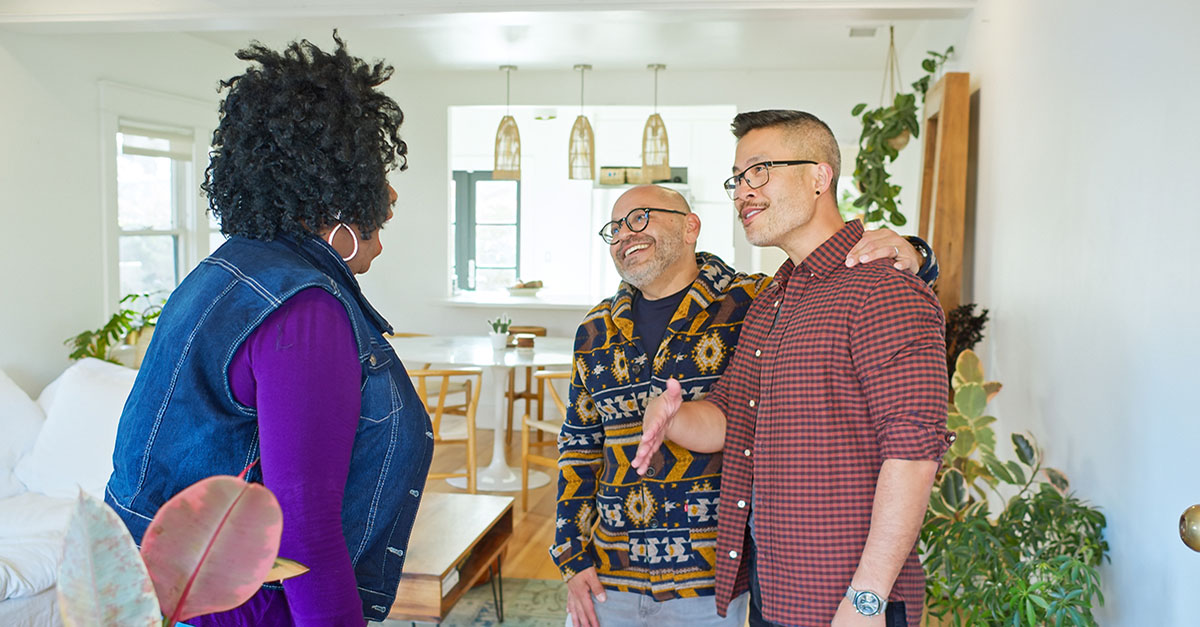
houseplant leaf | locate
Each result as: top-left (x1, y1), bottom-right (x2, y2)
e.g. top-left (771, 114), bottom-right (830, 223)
top-left (140, 473), bottom-right (283, 624)
top-left (265, 557), bottom-right (310, 583)
top-left (1013, 433), bottom-right (1036, 466)
top-left (955, 383), bottom-right (987, 420)
top-left (57, 490), bottom-right (161, 627)
top-left (955, 350), bottom-right (984, 384)
top-left (940, 468), bottom-right (967, 510)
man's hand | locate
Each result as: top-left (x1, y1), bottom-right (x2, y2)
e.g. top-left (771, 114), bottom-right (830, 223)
top-left (631, 378), bottom-right (683, 475)
top-left (566, 567), bottom-right (606, 627)
top-left (831, 596), bottom-right (885, 626)
top-left (845, 228), bottom-right (921, 274)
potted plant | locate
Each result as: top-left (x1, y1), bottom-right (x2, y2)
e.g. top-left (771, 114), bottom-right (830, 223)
top-left (487, 314), bottom-right (512, 350)
top-left (920, 350), bottom-right (1109, 625)
top-left (849, 43), bottom-right (953, 227)
top-left (65, 292), bottom-right (164, 367)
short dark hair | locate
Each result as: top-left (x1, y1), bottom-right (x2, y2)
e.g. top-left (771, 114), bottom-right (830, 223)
top-left (202, 32), bottom-right (407, 241)
top-left (731, 109), bottom-right (841, 185)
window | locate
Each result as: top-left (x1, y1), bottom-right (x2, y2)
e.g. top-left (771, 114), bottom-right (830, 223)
top-left (452, 171), bottom-right (521, 292)
top-left (101, 82), bottom-right (218, 306)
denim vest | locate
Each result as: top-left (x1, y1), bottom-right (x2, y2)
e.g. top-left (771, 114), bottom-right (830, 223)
top-left (104, 234), bottom-right (433, 621)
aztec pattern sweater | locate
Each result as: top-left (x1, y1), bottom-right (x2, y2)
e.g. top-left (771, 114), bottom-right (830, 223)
top-left (551, 252), bottom-right (770, 600)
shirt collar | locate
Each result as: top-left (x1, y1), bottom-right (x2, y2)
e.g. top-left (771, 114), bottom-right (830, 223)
top-left (768, 220), bottom-right (865, 292)
top-left (610, 251), bottom-right (737, 342)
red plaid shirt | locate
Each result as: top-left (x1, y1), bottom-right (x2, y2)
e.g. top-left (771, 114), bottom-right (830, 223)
top-left (705, 221), bottom-right (950, 626)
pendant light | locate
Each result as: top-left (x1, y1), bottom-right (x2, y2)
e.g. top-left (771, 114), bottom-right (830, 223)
top-left (568, 64), bottom-right (595, 180)
top-left (494, 65), bottom-right (521, 180)
top-left (641, 63), bottom-right (670, 183)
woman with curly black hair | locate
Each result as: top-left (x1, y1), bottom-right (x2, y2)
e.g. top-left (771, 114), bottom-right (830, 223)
top-left (105, 33), bottom-right (432, 626)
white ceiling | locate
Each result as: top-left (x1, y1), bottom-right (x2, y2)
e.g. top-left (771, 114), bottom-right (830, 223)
top-left (0, 1), bottom-right (975, 71)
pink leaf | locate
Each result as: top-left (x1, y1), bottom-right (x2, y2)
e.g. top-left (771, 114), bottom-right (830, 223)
top-left (140, 475), bottom-right (283, 623)
top-left (57, 490), bottom-right (161, 626)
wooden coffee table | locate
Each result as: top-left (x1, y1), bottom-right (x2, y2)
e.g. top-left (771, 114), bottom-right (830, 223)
top-left (387, 492), bottom-right (514, 623)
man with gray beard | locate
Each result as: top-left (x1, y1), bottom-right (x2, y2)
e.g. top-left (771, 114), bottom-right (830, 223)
top-left (551, 184), bottom-right (934, 627)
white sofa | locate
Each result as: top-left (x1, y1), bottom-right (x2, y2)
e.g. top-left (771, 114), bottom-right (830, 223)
top-left (0, 359), bottom-right (137, 626)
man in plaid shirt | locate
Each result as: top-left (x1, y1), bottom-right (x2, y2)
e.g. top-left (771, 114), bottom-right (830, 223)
top-left (634, 110), bottom-right (951, 627)
top-left (555, 183), bottom-right (934, 627)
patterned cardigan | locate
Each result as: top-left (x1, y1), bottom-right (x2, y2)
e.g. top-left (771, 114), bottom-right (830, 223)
top-left (550, 252), bottom-right (770, 600)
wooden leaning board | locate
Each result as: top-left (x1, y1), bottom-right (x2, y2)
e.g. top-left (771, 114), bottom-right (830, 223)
top-left (387, 492), bottom-right (514, 623)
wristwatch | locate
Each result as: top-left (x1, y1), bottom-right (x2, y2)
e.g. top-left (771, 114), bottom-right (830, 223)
top-left (845, 585), bottom-right (887, 617)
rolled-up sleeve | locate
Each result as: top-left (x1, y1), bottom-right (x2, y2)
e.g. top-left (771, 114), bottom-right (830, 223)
top-left (850, 273), bottom-right (951, 461)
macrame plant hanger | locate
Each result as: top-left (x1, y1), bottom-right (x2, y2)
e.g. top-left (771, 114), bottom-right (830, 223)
top-left (494, 65), bottom-right (521, 180)
top-left (641, 64), bottom-right (670, 183)
top-left (568, 64), bottom-right (596, 180)
top-left (879, 26), bottom-right (911, 150)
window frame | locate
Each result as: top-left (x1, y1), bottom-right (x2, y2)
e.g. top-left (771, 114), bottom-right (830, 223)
top-left (451, 170), bottom-right (521, 292)
top-left (99, 81), bottom-right (217, 308)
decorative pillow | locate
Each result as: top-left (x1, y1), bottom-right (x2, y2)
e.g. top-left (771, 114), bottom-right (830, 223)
top-left (0, 369), bottom-right (45, 499)
top-left (14, 359), bottom-right (137, 499)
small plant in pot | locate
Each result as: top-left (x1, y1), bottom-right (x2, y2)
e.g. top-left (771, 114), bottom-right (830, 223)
top-left (65, 292), bottom-right (165, 367)
top-left (487, 313), bottom-right (512, 350)
top-left (920, 350), bottom-right (1109, 626)
top-left (849, 33), bottom-right (953, 227)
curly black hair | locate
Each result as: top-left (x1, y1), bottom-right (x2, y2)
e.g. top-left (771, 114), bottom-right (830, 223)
top-left (202, 32), bottom-right (407, 241)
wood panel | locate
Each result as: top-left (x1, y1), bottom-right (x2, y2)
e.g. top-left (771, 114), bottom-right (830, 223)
top-left (916, 72), bottom-right (972, 312)
top-left (424, 429), bottom-right (561, 581)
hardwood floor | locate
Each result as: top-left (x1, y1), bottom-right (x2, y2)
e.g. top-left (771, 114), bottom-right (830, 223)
top-left (423, 428), bottom-right (562, 581)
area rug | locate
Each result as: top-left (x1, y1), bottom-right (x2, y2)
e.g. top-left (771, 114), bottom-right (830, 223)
top-left (383, 578), bottom-right (567, 627)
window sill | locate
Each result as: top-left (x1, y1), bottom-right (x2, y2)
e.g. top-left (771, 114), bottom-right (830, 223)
top-left (444, 292), bottom-right (595, 310)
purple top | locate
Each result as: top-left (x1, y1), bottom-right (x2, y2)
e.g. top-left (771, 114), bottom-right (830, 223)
top-left (188, 288), bottom-right (366, 627)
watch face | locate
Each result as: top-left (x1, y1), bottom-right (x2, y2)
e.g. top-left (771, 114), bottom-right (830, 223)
top-left (853, 591), bottom-right (882, 615)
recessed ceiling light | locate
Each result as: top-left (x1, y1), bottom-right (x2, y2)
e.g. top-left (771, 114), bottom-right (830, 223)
top-left (849, 27), bottom-right (878, 38)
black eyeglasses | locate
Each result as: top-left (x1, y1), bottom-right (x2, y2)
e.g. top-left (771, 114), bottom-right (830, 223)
top-left (599, 207), bottom-right (687, 244)
top-left (723, 160), bottom-right (818, 200)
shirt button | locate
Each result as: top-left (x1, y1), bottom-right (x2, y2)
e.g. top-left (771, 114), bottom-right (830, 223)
top-left (729, 550), bottom-right (739, 559)
top-left (748, 399), bottom-right (756, 408)
top-left (754, 349), bottom-right (761, 357)
top-left (773, 300), bottom-right (780, 308)
top-left (646, 466), bottom-right (657, 477)
top-left (743, 449), bottom-right (752, 457)
top-left (737, 500), bottom-right (746, 508)
top-left (369, 354), bottom-right (377, 366)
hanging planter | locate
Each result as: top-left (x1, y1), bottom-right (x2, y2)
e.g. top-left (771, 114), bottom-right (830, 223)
top-left (850, 26), bottom-right (952, 226)
top-left (494, 65), bottom-right (521, 180)
top-left (568, 64), bottom-right (595, 180)
top-left (641, 64), bottom-right (671, 183)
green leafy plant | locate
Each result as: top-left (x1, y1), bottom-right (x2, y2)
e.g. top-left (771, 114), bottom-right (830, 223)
top-left (921, 350), bottom-right (1109, 626)
top-left (65, 292), bottom-right (164, 363)
top-left (850, 46), bottom-right (953, 226)
top-left (487, 313), bottom-right (512, 334)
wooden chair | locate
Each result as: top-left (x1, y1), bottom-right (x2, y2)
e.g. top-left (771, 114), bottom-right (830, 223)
top-left (409, 368), bottom-right (483, 493)
top-left (521, 369), bottom-right (569, 511)
top-left (505, 325), bottom-right (548, 444)
top-left (389, 332), bottom-right (471, 417)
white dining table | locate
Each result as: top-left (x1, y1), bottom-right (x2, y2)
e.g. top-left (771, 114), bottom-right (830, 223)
top-left (388, 334), bottom-right (574, 492)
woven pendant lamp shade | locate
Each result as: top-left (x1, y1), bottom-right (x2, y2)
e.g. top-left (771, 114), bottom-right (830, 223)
top-left (568, 115), bottom-right (595, 180)
top-left (641, 113), bottom-right (670, 182)
top-left (568, 64), bottom-right (595, 180)
top-left (494, 115), bottom-right (521, 180)
top-left (494, 65), bottom-right (521, 180)
top-left (641, 64), bottom-right (670, 182)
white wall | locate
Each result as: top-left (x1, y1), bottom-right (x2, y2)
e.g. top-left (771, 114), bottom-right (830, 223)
top-left (0, 31), bottom-right (239, 395)
top-left (947, 1), bottom-right (1200, 623)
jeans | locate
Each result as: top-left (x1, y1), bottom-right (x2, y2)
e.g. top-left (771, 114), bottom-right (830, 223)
top-left (566, 589), bottom-right (750, 627)
top-left (746, 542), bottom-right (907, 627)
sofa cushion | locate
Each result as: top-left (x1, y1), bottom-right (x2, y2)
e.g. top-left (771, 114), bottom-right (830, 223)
top-left (0, 370), bottom-right (45, 500)
top-left (0, 492), bottom-right (74, 600)
top-left (14, 359), bottom-right (137, 500)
